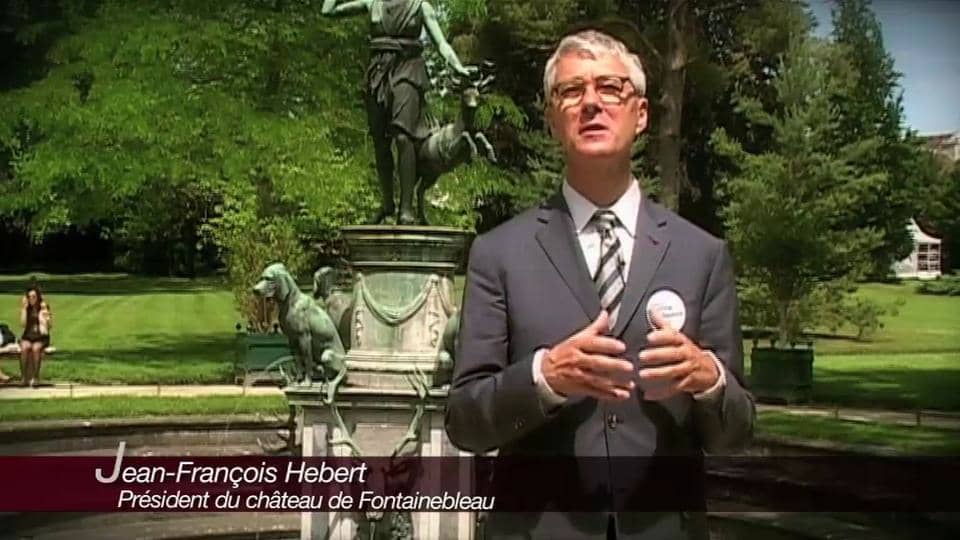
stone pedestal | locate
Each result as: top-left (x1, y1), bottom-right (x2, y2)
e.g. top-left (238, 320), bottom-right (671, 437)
top-left (285, 225), bottom-right (476, 540)
top-left (287, 386), bottom-right (478, 540)
top-left (338, 225), bottom-right (469, 390)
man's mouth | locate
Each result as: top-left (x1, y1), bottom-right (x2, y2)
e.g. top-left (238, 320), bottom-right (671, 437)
top-left (579, 124), bottom-right (608, 135)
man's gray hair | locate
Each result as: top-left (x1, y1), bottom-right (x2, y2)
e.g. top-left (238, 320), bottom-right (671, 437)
top-left (543, 29), bottom-right (647, 103)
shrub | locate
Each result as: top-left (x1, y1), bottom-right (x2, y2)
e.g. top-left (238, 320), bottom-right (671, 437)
top-left (203, 184), bottom-right (310, 333)
top-left (917, 274), bottom-right (960, 296)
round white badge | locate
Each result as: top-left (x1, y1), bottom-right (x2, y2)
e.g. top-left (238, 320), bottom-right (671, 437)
top-left (646, 289), bottom-right (687, 330)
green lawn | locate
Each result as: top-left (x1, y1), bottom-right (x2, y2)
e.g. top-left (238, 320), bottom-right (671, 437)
top-left (0, 395), bottom-right (287, 422)
top-left (741, 281), bottom-right (960, 411)
top-left (810, 282), bottom-right (960, 355)
top-left (808, 352), bottom-right (960, 410)
top-left (0, 273), bottom-right (240, 384)
top-left (743, 350), bottom-right (960, 411)
top-left (756, 411), bottom-right (960, 455)
top-left (1, 274), bottom-right (958, 412)
top-left (0, 274), bottom-right (955, 454)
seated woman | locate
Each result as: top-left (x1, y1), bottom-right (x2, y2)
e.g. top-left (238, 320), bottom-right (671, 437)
top-left (0, 322), bottom-right (17, 383)
top-left (20, 287), bottom-right (52, 387)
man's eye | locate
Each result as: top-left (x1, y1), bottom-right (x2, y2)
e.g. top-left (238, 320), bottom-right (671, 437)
top-left (559, 85), bottom-right (584, 98)
top-left (598, 82), bottom-right (623, 95)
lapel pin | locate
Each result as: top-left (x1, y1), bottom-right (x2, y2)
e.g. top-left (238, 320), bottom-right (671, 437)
top-left (646, 289), bottom-right (686, 330)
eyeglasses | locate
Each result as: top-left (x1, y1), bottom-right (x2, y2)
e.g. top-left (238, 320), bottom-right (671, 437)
top-left (551, 76), bottom-right (638, 110)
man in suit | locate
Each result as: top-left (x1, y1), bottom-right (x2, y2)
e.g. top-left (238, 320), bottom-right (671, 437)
top-left (444, 29), bottom-right (754, 539)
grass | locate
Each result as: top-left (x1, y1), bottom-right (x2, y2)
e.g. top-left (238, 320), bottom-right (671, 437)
top-left (0, 273), bottom-right (957, 411)
top-left (756, 410), bottom-right (960, 456)
top-left (1, 273), bottom-right (953, 455)
top-left (0, 273), bottom-right (240, 384)
top-left (743, 350), bottom-right (960, 411)
top-left (739, 281), bottom-right (960, 411)
top-left (0, 395), bottom-right (287, 422)
top-left (807, 352), bottom-right (960, 410)
top-left (795, 282), bottom-right (960, 355)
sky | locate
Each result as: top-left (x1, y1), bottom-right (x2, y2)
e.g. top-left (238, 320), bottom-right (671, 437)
top-left (807, 0), bottom-right (960, 135)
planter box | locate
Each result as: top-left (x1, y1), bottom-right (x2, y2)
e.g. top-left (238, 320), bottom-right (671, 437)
top-left (750, 346), bottom-right (814, 404)
top-left (234, 332), bottom-right (291, 386)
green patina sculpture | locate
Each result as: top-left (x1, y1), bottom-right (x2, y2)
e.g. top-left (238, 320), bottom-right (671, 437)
top-left (321, 0), bottom-right (493, 225)
top-left (253, 263), bottom-right (347, 403)
top-left (313, 266), bottom-right (355, 345)
top-left (414, 71), bottom-right (497, 224)
top-left (283, 227), bottom-right (472, 539)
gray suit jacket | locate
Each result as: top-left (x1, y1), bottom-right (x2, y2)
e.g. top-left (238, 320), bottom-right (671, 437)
top-left (445, 194), bottom-right (755, 539)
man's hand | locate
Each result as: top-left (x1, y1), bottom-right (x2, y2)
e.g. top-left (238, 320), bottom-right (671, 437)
top-left (541, 311), bottom-right (635, 401)
top-left (638, 309), bottom-right (719, 401)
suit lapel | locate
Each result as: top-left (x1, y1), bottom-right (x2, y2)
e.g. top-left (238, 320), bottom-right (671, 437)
top-left (612, 198), bottom-right (670, 337)
top-left (535, 194), bottom-right (601, 320)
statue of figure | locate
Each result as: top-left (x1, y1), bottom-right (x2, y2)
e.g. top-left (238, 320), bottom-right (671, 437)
top-left (253, 263), bottom-right (347, 402)
top-left (322, 0), bottom-right (474, 225)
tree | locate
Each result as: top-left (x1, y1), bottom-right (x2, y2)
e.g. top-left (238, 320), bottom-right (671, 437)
top-left (462, 0), bottom-right (782, 226)
top-left (635, 0), bottom-right (692, 212)
top-left (831, 0), bottom-right (920, 277)
top-left (0, 0), bottom-right (539, 272)
top-left (448, 1), bottom-right (679, 223)
top-left (0, 0), bottom-right (385, 278)
top-left (429, 0), bottom-right (585, 230)
top-left (919, 158), bottom-right (960, 271)
top-left (0, 0), bottom-right (400, 275)
top-left (204, 174), bottom-right (310, 332)
top-left (661, 0), bottom-right (799, 232)
top-left (713, 34), bottom-right (883, 343)
top-left (371, 0), bottom-right (816, 235)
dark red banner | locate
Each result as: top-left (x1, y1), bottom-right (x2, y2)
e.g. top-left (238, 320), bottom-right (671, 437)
top-left (1, 453), bottom-right (958, 512)
top-left (0, 454), bottom-right (484, 512)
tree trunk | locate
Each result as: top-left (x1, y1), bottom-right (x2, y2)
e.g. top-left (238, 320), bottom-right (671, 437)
top-left (657, 0), bottom-right (691, 211)
top-left (777, 299), bottom-right (790, 346)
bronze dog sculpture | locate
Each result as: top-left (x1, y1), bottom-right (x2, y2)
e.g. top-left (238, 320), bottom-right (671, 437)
top-left (253, 263), bottom-right (347, 402)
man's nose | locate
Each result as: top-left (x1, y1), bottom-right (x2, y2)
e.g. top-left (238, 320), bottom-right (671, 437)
top-left (579, 84), bottom-right (603, 117)
top-left (582, 83), bottom-right (602, 106)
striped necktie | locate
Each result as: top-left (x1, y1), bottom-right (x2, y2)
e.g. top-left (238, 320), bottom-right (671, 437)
top-left (592, 210), bottom-right (626, 323)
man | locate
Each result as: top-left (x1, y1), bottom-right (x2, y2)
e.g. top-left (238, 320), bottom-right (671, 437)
top-left (445, 30), bottom-right (754, 539)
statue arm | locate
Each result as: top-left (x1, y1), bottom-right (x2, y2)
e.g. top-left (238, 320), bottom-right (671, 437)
top-left (421, 1), bottom-right (471, 76)
top-left (321, 0), bottom-right (371, 17)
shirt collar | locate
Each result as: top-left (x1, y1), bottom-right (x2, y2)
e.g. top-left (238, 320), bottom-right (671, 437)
top-left (562, 178), bottom-right (641, 238)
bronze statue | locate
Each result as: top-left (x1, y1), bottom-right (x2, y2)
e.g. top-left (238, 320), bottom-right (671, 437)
top-left (253, 263), bottom-right (347, 402)
top-left (415, 70), bottom-right (496, 223)
top-left (322, 0), bottom-right (474, 225)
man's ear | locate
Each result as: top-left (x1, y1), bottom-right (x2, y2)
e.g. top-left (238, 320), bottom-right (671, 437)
top-left (634, 97), bottom-right (649, 136)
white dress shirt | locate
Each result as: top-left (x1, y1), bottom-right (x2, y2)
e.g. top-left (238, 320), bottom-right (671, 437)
top-left (532, 179), bottom-right (726, 406)
top-left (563, 177), bottom-right (640, 292)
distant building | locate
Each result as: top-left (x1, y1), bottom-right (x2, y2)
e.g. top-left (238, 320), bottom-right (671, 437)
top-left (922, 131), bottom-right (960, 162)
top-left (892, 219), bottom-right (942, 280)
top-left (892, 131), bottom-right (959, 278)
